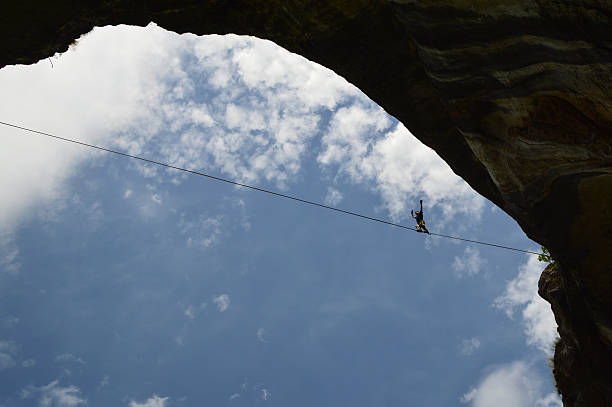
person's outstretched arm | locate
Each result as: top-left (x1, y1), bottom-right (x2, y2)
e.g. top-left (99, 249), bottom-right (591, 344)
top-left (420, 200), bottom-right (423, 213)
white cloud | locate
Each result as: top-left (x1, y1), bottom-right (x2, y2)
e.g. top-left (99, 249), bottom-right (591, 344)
top-left (22, 358), bottom-right (37, 368)
top-left (174, 335), bottom-right (185, 347)
top-left (256, 328), bottom-right (267, 343)
top-left (494, 255), bottom-right (558, 354)
top-left (3, 316), bottom-right (19, 327)
top-left (460, 388), bottom-right (477, 403)
top-left (0, 353), bottom-right (16, 370)
top-left (0, 230), bottom-right (20, 274)
top-left (233, 199), bottom-right (251, 231)
top-left (83, 202), bottom-right (104, 230)
top-left (317, 104), bottom-right (392, 176)
top-left (21, 380), bottom-right (86, 407)
top-left (129, 395), bottom-right (169, 407)
top-left (324, 187), bottom-right (343, 206)
top-left (229, 393), bottom-right (240, 401)
top-left (184, 305), bottom-right (196, 319)
top-left (159, 33), bottom-right (358, 191)
top-left (0, 24), bottom-right (187, 231)
top-left (151, 194), bottom-right (162, 205)
top-left (180, 215), bottom-right (223, 249)
top-left (452, 247), bottom-right (487, 277)
top-left (460, 361), bottom-right (561, 407)
top-left (261, 388), bottom-right (271, 401)
top-left (459, 337), bottom-right (481, 356)
top-left (55, 353), bottom-right (85, 364)
top-left (222, 35), bottom-right (357, 109)
top-left (318, 117), bottom-right (485, 222)
top-left (213, 294), bottom-right (231, 312)
top-left (536, 392), bottom-right (564, 407)
top-left (0, 341), bottom-right (18, 370)
top-left (97, 375), bottom-right (109, 391)
top-left (0, 341), bottom-right (17, 353)
top-left (0, 23), bottom-right (487, 266)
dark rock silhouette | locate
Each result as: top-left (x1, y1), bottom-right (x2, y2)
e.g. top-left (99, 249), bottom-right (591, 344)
top-left (2, 1), bottom-right (611, 405)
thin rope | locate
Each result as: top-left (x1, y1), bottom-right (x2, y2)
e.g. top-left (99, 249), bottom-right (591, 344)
top-left (0, 120), bottom-right (542, 255)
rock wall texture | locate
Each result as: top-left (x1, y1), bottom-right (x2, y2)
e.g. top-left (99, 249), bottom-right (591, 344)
top-left (2, 1), bottom-right (611, 405)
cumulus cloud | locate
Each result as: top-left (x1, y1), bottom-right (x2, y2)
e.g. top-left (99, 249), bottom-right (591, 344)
top-left (213, 294), bottom-right (231, 312)
top-left (0, 352), bottom-right (16, 370)
top-left (324, 187), bottom-right (343, 206)
top-left (3, 316), bottom-right (19, 327)
top-left (155, 33), bottom-right (359, 191)
top-left (0, 341), bottom-right (18, 370)
top-left (460, 361), bottom-right (561, 407)
top-left (213, 35), bottom-right (357, 109)
top-left (174, 335), bottom-right (185, 347)
top-left (180, 214), bottom-right (223, 249)
top-left (452, 247), bottom-right (487, 278)
top-left (184, 305), bottom-right (196, 320)
top-left (97, 375), bottom-right (109, 391)
top-left (0, 230), bottom-right (20, 274)
top-left (318, 118), bottom-right (485, 222)
top-left (21, 380), bottom-right (86, 407)
top-left (494, 255), bottom-right (558, 354)
top-left (459, 337), bottom-right (481, 356)
top-left (129, 395), bottom-right (169, 407)
top-left (151, 194), bottom-right (162, 205)
top-left (261, 388), bottom-right (271, 401)
top-left (232, 199), bottom-right (251, 231)
top-left (229, 393), bottom-right (240, 401)
top-left (0, 24), bottom-right (189, 231)
top-left (171, 44), bottom-right (486, 224)
top-left (535, 393), bottom-right (564, 407)
top-left (22, 358), bottom-right (37, 368)
top-left (55, 353), bottom-right (85, 364)
top-left (256, 328), bottom-right (267, 343)
top-left (1, 22), bottom-right (485, 246)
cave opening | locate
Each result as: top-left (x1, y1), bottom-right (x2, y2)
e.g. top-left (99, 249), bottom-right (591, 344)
top-left (0, 23), bottom-right (561, 406)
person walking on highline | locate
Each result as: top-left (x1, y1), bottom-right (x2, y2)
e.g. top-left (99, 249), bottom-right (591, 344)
top-left (411, 200), bottom-right (430, 234)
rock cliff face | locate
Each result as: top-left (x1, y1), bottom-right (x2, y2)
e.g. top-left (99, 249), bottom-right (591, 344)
top-left (2, 1), bottom-right (611, 405)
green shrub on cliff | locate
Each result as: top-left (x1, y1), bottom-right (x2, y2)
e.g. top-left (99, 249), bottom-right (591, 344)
top-left (538, 246), bottom-right (557, 270)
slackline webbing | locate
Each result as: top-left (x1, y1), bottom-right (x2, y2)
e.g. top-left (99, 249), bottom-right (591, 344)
top-left (0, 120), bottom-right (542, 256)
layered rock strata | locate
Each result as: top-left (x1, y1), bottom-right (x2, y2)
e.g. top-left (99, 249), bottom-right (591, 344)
top-left (2, 1), bottom-right (611, 405)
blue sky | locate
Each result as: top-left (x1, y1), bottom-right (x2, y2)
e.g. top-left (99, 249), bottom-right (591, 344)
top-left (0, 24), bottom-right (560, 407)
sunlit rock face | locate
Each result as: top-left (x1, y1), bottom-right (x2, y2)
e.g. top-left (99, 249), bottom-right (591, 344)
top-left (2, 1), bottom-right (611, 405)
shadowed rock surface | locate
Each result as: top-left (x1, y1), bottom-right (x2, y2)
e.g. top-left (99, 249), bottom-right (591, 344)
top-left (2, 1), bottom-right (611, 405)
